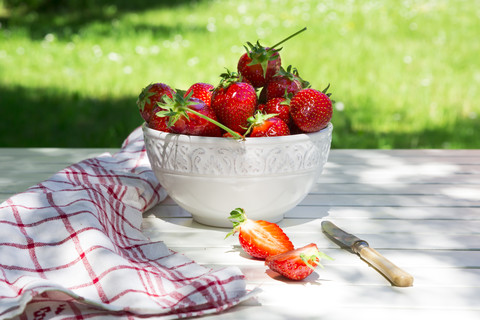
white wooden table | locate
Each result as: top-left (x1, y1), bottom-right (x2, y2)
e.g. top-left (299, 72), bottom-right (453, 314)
top-left (1, 148), bottom-right (479, 319)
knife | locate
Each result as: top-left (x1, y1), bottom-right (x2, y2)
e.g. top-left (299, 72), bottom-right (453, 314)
top-left (321, 220), bottom-right (414, 287)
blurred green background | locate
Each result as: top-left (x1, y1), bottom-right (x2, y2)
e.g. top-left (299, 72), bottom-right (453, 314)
top-left (0, 0), bottom-right (478, 148)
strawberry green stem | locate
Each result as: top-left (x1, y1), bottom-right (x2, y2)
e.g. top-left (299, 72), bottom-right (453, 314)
top-left (270, 27), bottom-right (307, 50)
top-left (182, 106), bottom-right (245, 140)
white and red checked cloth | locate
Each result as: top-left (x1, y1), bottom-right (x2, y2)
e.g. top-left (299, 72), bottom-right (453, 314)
top-left (0, 127), bottom-right (257, 320)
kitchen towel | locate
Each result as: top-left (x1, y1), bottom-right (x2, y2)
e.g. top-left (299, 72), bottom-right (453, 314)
top-left (0, 127), bottom-right (256, 319)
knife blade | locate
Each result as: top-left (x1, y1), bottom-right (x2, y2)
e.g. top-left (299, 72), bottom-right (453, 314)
top-left (321, 220), bottom-right (414, 287)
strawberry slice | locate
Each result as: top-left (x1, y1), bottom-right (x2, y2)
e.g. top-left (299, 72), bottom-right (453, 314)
top-left (265, 243), bottom-right (332, 280)
top-left (226, 208), bottom-right (294, 259)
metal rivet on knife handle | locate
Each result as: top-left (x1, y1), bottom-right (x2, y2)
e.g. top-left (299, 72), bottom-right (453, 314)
top-left (321, 220), bottom-right (414, 287)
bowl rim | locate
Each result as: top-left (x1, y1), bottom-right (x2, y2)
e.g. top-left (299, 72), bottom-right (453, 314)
top-left (142, 122), bottom-right (333, 145)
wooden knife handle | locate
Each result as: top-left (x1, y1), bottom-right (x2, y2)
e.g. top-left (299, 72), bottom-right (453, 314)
top-left (359, 247), bottom-right (414, 287)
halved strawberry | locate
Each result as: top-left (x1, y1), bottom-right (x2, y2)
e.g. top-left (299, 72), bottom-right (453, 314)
top-left (226, 208), bottom-right (294, 259)
top-left (265, 243), bottom-right (332, 281)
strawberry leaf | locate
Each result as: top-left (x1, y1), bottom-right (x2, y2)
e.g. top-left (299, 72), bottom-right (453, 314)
top-left (322, 83), bottom-right (331, 94)
top-left (281, 90), bottom-right (293, 103)
top-left (244, 111), bottom-right (278, 136)
top-left (218, 68), bottom-right (242, 89)
top-left (321, 84), bottom-right (335, 103)
top-left (136, 83), bottom-right (156, 112)
top-left (245, 41), bottom-right (277, 79)
top-left (300, 250), bottom-right (334, 270)
top-left (225, 208), bottom-right (247, 239)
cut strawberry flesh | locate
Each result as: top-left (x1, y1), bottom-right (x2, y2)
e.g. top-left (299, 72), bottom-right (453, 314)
top-left (239, 219), bottom-right (294, 259)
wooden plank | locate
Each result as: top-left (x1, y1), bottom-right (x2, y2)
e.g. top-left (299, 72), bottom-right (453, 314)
top-left (299, 194), bottom-right (480, 207)
top-left (281, 218), bottom-right (480, 234)
top-left (146, 201), bottom-right (480, 220)
top-left (141, 216), bottom-right (480, 250)
top-left (0, 170), bottom-right (64, 193)
top-left (229, 285), bottom-right (480, 320)
top-left (143, 215), bottom-right (480, 235)
top-left (252, 283), bottom-right (480, 310)
top-left (0, 148), bottom-right (118, 202)
top-left (310, 183), bottom-right (480, 195)
top-left (0, 148), bottom-right (117, 162)
top-left (324, 162), bottom-right (480, 174)
top-left (328, 149), bottom-right (480, 161)
top-left (144, 227), bottom-right (480, 251)
top-left (323, 150), bottom-right (480, 186)
top-left (318, 171), bottom-right (480, 184)
top-left (286, 206), bottom-right (480, 220)
top-left (167, 246), bottom-right (480, 270)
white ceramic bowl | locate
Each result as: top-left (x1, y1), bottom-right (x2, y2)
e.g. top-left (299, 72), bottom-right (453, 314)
top-left (143, 123), bottom-right (333, 227)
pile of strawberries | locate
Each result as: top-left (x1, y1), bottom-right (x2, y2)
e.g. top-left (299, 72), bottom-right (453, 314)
top-left (137, 28), bottom-right (333, 139)
top-left (226, 208), bottom-right (332, 281)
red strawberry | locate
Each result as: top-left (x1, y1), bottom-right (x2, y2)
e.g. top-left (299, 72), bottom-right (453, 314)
top-left (137, 83), bottom-right (175, 122)
top-left (265, 65), bottom-right (307, 101)
top-left (246, 112), bottom-right (290, 137)
top-left (226, 208), bottom-right (294, 259)
top-left (237, 46), bottom-right (281, 88)
top-left (237, 28), bottom-right (307, 88)
top-left (265, 243), bottom-right (332, 281)
top-left (290, 86), bottom-right (333, 133)
top-left (257, 103), bottom-right (266, 113)
top-left (184, 82), bottom-right (214, 107)
top-left (156, 93), bottom-right (222, 137)
top-left (211, 71), bottom-right (257, 135)
top-left (264, 96), bottom-right (292, 126)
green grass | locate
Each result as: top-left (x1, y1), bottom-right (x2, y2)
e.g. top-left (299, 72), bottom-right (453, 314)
top-left (0, 0), bottom-right (479, 148)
